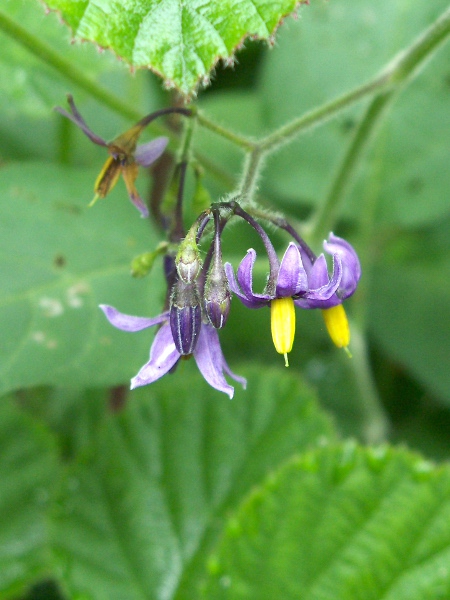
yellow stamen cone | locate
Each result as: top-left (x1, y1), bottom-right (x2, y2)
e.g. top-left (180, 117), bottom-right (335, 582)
top-left (94, 156), bottom-right (121, 199)
top-left (322, 304), bottom-right (350, 351)
top-left (270, 297), bottom-right (295, 366)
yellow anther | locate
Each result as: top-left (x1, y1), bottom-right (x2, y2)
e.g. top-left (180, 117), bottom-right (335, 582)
top-left (322, 304), bottom-right (350, 351)
top-left (94, 156), bottom-right (121, 199)
top-left (270, 297), bottom-right (295, 366)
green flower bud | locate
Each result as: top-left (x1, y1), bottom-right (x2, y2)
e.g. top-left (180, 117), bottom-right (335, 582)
top-left (131, 251), bottom-right (157, 278)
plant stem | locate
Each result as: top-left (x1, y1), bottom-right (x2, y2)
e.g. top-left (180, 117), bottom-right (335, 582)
top-left (349, 322), bottom-right (391, 444)
top-left (305, 5), bottom-right (450, 245)
top-left (239, 147), bottom-right (264, 206)
top-left (258, 4), bottom-right (450, 154)
top-left (196, 112), bottom-right (255, 151)
top-left (0, 9), bottom-right (145, 124)
top-left (308, 90), bottom-right (395, 245)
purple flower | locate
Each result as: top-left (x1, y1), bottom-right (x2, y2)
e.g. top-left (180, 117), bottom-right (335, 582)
top-left (224, 242), bottom-right (309, 308)
top-left (100, 305), bottom-right (246, 399)
top-left (55, 95), bottom-right (168, 217)
top-left (294, 233), bottom-right (361, 309)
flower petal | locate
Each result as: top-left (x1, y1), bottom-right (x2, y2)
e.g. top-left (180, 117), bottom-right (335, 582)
top-left (307, 254), bottom-right (330, 289)
top-left (194, 324), bottom-right (238, 399)
top-left (135, 137), bottom-right (169, 167)
top-left (222, 360), bottom-right (247, 390)
top-left (130, 323), bottom-right (179, 389)
top-left (122, 163), bottom-right (149, 217)
top-left (276, 243), bottom-right (308, 297)
top-left (55, 96), bottom-right (107, 147)
top-left (231, 250), bottom-right (271, 307)
top-left (237, 249), bottom-right (257, 299)
top-left (324, 233), bottom-right (361, 298)
top-left (294, 254), bottom-right (343, 309)
top-left (100, 304), bottom-right (168, 331)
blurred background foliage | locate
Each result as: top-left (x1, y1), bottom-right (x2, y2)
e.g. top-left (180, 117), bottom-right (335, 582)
top-left (1, 0), bottom-right (450, 598)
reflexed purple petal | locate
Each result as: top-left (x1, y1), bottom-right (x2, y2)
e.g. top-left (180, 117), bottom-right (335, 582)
top-left (135, 137), bottom-right (169, 167)
top-left (324, 233), bottom-right (361, 297)
top-left (237, 249), bottom-right (257, 298)
top-left (54, 97), bottom-right (107, 147)
top-left (222, 360), bottom-right (247, 390)
top-left (297, 246), bottom-right (314, 276)
top-left (307, 254), bottom-right (330, 289)
top-left (100, 304), bottom-right (168, 331)
top-left (225, 262), bottom-right (243, 297)
top-left (194, 325), bottom-right (237, 398)
top-left (294, 254), bottom-right (343, 309)
top-left (128, 190), bottom-right (149, 218)
top-left (236, 250), bottom-right (271, 306)
top-left (276, 243), bottom-right (308, 297)
top-left (130, 323), bottom-right (179, 389)
top-left (225, 262), bottom-right (268, 309)
top-left (121, 164), bottom-right (149, 217)
top-left (307, 254), bottom-right (342, 301)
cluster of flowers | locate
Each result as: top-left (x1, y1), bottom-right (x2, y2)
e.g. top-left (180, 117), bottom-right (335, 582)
top-left (57, 98), bottom-right (361, 399)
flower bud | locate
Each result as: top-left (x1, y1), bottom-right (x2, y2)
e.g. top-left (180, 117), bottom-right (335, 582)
top-left (131, 251), bottom-right (156, 278)
top-left (170, 279), bottom-right (202, 355)
top-left (204, 262), bottom-right (231, 329)
top-left (176, 240), bottom-right (202, 283)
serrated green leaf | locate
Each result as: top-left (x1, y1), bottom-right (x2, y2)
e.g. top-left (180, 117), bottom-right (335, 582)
top-left (203, 444), bottom-right (450, 600)
top-left (50, 367), bottom-right (335, 600)
top-left (42, 0), bottom-right (301, 96)
top-left (0, 398), bottom-right (59, 597)
top-left (0, 162), bottom-right (166, 395)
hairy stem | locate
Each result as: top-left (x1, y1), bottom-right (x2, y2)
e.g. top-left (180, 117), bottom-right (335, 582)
top-left (259, 5), bottom-right (450, 154)
top-left (239, 147), bottom-right (264, 206)
top-left (349, 322), bottom-right (391, 444)
top-left (308, 90), bottom-right (395, 245)
top-left (196, 112), bottom-right (255, 151)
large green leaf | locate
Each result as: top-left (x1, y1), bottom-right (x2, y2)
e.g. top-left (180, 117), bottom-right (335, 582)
top-left (0, 398), bottom-right (59, 598)
top-left (50, 367), bottom-right (335, 599)
top-left (203, 444), bottom-right (450, 599)
top-left (0, 162), bottom-right (166, 395)
top-left (369, 256), bottom-right (450, 404)
top-left (42, 0), bottom-right (301, 96)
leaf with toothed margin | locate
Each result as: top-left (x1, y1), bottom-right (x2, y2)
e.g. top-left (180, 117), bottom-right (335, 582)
top-left (203, 444), bottom-right (450, 600)
top-left (50, 367), bottom-right (335, 600)
top-left (0, 398), bottom-right (59, 597)
top-left (41, 0), bottom-right (303, 96)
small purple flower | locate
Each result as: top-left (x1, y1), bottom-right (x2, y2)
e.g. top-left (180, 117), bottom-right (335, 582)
top-left (100, 305), bottom-right (246, 399)
top-left (225, 242), bottom-right (309, 308)
top-left (55, 95), bottom-right (169, 217)
top-left (295, 233), bottom-right (361, 309)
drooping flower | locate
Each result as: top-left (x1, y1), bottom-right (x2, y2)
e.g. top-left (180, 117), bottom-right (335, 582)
top-left (225, 242), bottom-right (308, 309)
top-left (294, 233), bottom-right (361, 351)
top-left (225, 242), bottom-right (310, 365)
top-left (294, 233), bottom-right (361, 309)
top-left (55, 95), bottom-right (170, 217)
top-left (99, 305), bottom-right (246, 399)
top-left (225, 233), bottom-right (361, 355)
